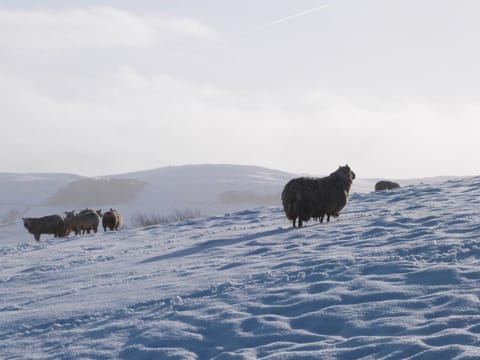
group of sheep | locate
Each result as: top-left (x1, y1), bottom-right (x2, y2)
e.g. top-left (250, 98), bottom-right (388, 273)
top-left (22, 208), bottom-right (122, 241)
top-left (23, 165), bottom-right (399, 239)
top-left (281, 165), bottom-right (400, 227)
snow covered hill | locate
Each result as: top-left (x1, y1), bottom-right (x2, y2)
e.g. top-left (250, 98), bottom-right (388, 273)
top-left (1, 175), bottom-right (480, 359)
top-left (119, 164), bottom-right (295, 223)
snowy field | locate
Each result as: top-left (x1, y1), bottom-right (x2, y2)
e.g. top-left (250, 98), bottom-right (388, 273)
top-left (2, 174), bottom-right (480, 359)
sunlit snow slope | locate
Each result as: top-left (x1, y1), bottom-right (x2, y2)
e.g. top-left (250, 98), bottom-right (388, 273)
top-left (2, 176), bottom-right (480, 359)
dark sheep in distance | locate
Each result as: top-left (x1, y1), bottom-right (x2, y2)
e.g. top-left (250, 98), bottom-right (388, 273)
top-left (102, 208), bottom-right (123, 232)
top-left (22, 215), bottom-right (70, 241)
top-left (281, 165), bottom-right (356, 227)
top-left (375, 180), bottom-right (400, 192)
top-left (77, 209), bottom-right (102, 234)
top-left (64, 210), bottom-right (101, 235)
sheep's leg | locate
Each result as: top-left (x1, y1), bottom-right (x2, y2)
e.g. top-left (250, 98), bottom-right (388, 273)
top-left (298, 219), bottom-right (303, 227)
top-left (327, 214), bottom-right (331, 222)
top-left (320, 214), bottom-right (325, 223)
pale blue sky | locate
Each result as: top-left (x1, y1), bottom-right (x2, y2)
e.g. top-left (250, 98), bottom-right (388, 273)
top-left (1, 1), bottom-right (479, 178)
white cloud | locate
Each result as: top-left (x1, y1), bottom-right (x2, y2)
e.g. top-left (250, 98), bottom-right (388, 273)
top-left (2, 63), bottom-right (479, 178)
top-left (155, 16), bottom-right (217, 39)
top-left (0, 6), bottom-right (217, 54)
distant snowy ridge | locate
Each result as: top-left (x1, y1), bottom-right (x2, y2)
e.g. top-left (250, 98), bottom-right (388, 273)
top-left (1, 175), bottom-right (480, 358)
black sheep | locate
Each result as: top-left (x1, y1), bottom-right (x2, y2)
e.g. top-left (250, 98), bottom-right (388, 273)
top-left (281, 165), bottom-right (355, 227)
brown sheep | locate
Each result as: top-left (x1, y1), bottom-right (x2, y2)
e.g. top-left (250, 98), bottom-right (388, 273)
top-left (65, 210), bottom-right (101, 235)
top-left (102, 208), bottom-right (123, 232)
top-left (281, 165), bottom-right (356, 227)
top-left (77, 209), bottom-right (102, 234)
top-left (375, 180), bottom-right (400, 192)
top-left (22, 215), bottom-right (69, 241)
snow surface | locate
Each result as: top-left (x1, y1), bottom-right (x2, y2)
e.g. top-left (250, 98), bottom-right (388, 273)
top-left (2, 172), bottom-right (480, 359)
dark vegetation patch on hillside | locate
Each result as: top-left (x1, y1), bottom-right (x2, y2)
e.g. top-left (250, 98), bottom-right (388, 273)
top-left (47, 178), bottom-right (146, 208)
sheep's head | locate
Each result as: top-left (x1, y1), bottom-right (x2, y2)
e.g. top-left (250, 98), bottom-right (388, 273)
top-left (64, 211), bottom-right (75, 219)
top-left (332, 165), bottom-right (355, 181)
top-left (345, 165), bottom-right (356, 180)
top-left (22, 218), bottom-right (32, 230)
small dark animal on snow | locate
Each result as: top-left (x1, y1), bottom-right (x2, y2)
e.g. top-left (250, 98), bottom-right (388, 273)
top-left (22, 215), bottom-right (70, 241)
top-left (281, 165), bottom-right (356, 227)
top-left (102, 208), bottom-right (123, 232)
top-left (375, 180), bottom-right (400, 192)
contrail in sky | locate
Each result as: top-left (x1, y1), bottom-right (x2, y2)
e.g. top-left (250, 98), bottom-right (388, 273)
top-left (234, 4), bottom-right (329, 38)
